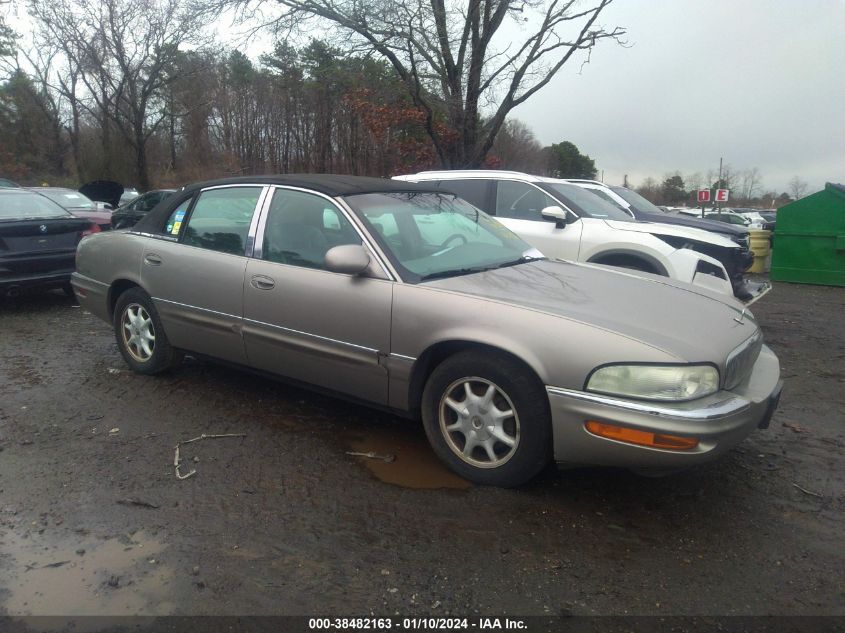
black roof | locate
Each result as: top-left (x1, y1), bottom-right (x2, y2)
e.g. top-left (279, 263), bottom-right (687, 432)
top-left (179, 174), bottom-right (440, 197)
top-left (133, 174), bottom-right (444, 233)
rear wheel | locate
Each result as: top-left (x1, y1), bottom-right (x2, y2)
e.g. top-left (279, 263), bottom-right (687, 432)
top-left (113, 287), bottom-right (181, 374)
top-left (421, 350), bottom-right (552, 487)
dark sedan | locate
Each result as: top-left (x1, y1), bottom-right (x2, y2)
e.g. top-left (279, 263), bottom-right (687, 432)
top-left (111, 189), bottom-right (176, 229)
top-left (30, 187), bottom-right (113, 231)
top-left (1, 189), bottom-right (99, 297)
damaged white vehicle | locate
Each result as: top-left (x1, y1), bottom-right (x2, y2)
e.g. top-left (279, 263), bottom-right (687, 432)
top-left (394, 170), bottom-right (741, 298)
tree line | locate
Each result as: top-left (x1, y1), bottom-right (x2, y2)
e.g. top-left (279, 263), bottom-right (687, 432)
top-left (0, 0), bottom-right (621, 190)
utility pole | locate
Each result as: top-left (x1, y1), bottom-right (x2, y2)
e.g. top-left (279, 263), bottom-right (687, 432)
top-left (716, 157), bottom-right (723, 217)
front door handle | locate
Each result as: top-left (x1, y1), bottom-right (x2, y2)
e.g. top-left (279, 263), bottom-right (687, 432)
top-left (250, 275), bottom-right (275, 290)
top-left (144, 253), bottom-right (162, 266)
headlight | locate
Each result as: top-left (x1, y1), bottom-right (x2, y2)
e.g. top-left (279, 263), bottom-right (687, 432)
top-left (586, 364), bottom-right (719, 402)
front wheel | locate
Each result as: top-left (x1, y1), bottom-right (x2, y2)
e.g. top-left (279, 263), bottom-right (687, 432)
top-left (421, 350), bottom-right (552, 487)
top-left (113, 287), bottom-right (181, 374)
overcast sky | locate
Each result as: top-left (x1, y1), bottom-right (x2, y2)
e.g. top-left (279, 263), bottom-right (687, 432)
top-left (5, 0), bottom-right (842, 194)
top-left (513, 0), bottom-right (845, 194)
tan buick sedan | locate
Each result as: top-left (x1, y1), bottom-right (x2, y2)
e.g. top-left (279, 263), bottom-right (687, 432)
top-left (72, 175), bottom-right (782, 486)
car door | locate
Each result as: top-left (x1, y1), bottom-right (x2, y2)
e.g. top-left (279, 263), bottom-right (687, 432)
top-left (492, 180), bottom-right (583, 261)
top-left (242, 187), bottom-right (393, 405)
top-left (141, 185), bottom-right (268, 365)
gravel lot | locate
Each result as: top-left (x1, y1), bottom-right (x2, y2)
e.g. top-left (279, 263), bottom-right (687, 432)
top-left (0, 280), bottom-right (843, 622)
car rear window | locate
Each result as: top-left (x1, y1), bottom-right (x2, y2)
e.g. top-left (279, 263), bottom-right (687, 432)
top-left (38, 190), bottom-right (97, 209)
top-left (0, 192), bottom-right (72, 220)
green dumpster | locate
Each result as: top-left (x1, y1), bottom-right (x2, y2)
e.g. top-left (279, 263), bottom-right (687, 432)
top-left (770, 182), bottom-right (845, 286)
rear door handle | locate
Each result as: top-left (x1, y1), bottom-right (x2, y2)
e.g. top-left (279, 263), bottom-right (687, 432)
top-left (250, 275), bottom-right (275, 290)
top-left (144, 253), bottom-right (162, 266)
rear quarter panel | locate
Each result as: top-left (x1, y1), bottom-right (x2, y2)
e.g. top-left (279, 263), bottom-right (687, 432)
top-left (74, 231), bottom-right (147, 323)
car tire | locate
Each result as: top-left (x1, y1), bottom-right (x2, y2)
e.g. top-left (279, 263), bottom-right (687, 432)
top-left (113, 287), bottom-right (181, 374)
top-left (421, 350), bottom-right (552, 487)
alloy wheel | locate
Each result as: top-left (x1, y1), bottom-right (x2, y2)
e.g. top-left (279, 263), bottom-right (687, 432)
top-left (438, 377), bottom-right (520, 468)
top-left (121, 303), bottom-right (156, 362)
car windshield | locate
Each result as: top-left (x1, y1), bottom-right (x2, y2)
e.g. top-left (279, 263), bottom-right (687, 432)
top-left (0, 192), bottom-right (73, 220)
top-left (609, 185), bottom-right (666, 215)
top-left (37, 189), bottom-right (97, 210)
top-left (345, 192), bottom-right (541, 282)
top-left (541, 183), bottom-right (633, 221)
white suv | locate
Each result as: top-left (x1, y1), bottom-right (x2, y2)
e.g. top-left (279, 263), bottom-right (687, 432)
top-left (394, 170), bottom-right (741, 299)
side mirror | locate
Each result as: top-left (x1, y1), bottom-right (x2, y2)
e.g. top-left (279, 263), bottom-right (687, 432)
top-left (541, 205), bottom-right (568, 229)
top-left (325, 244), bottom-right (371, 275)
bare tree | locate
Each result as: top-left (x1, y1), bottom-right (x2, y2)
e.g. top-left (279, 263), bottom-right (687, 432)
top-left (492, 118), bottom-right (544, 172)
top-left (27, 0), bottom-right (213, 188)
top-left (249, 0), bottom-right (624, 168)
top-left (738, 167), bottom-right (762, 202)
top-left (788, 175), bottom-right (808, 200)
top-left (685, 171), bottom-right (703, 192)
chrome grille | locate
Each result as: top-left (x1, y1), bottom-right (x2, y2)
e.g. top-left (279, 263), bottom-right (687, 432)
top-left (725, 330), bottom-right (763, 389)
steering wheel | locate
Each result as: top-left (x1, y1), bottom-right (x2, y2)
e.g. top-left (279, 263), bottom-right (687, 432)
top-left (439, 233), bottom-right (468, 249)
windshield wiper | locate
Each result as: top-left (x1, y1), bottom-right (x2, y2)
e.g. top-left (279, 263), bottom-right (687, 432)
top-left (419, 256), bottom-right (545, 281)
top-left (419, 267), bottom-right (491, 281)
top-left (490, 255), bottom-right (545, 269)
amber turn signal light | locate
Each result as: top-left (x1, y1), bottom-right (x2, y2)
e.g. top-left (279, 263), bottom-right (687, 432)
top-left (585, 421), bottom-right (699, 451)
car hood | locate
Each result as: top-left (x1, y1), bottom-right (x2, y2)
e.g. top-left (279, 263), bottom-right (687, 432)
top-left (603, 219), bottom-right (738, 248)
top-left (79, 180), bottom-right (124, 209)
top-left (425, 259), bottom-right (756, 362)
top-left (640, 211), bottom-right (749, 237)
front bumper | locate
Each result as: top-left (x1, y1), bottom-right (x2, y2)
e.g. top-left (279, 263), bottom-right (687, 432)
top-left (546, 344), bottom-right (782, 470)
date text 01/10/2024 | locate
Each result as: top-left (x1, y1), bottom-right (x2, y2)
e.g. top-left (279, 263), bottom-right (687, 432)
top-left (308, 618), bottom-right (527, 630)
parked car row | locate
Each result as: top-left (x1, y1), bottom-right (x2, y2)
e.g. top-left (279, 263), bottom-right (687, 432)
top-left (69, 174), bottom-right (783, 487)
top-left (0, 180), bottom-right (180, 298)
top-left (677, 206), bottom-right (777, 231)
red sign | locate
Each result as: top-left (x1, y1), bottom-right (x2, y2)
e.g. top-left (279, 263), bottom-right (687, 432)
top-left (697, 189), bottom-right (710, 203)
top-left (716, 189), bottom-right (730, 202)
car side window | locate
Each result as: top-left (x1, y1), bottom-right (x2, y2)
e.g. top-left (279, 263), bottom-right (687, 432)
top-left (181, 187), bottom-right (262, 255)
top-left (139, 192), bottom-right (164, 212)
top-left (262, 189), bottom-right (361, 270)
top-left (495, 181), bottom-right (559, 221)
top-left (163, 199), bottom-right (191, 236)
top-left (439, 179), bottom-right (490, 210)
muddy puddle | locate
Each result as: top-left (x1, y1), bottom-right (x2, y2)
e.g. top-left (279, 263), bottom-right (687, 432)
top-left (0, 530), bottom-right (175, 616)
top-left (347, 424), bottom-right (471, 490)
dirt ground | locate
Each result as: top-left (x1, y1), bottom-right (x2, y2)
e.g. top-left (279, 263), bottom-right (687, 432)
top-left (0, 279), bottom-right (843, 624)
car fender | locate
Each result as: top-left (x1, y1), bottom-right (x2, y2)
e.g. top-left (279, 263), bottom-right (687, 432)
top-left (389, 282), bottom-right (678, 412)
top-left (577, 219), bottom-right (674, 273)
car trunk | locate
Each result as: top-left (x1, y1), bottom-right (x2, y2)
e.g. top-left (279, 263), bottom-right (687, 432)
top-left (0, 217), bottom-right (90, 275)
top-left (79, 180), bottom-right (124, 210)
